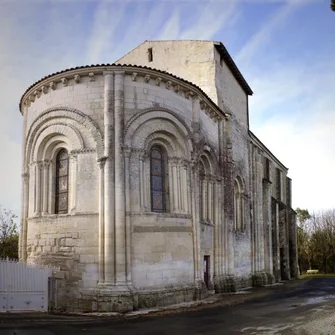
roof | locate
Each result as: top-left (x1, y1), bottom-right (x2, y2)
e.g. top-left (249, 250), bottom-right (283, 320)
top-left (213, 42), bottom-right (253, 96)
top-left (19, 63), bottom-right (223, 115)
top-left (249, 130), bottom-right (288, 171)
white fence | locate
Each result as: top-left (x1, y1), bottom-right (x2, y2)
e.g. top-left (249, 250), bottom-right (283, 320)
top-left (0, 258), bottom-right (57, 312)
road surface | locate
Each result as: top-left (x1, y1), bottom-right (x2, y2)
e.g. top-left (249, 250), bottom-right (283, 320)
top-left (1, 278), bottom-right (335, 334)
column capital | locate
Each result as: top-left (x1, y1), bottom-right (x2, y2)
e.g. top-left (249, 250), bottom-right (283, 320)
top-left (103, 70), bottom-right (114, 77)
top-left (122, 146), bottom-right (132, 158)
top-left (97, 156), bottom-right (107, 169)
top-left (21, 172), bottom-right (29, 181)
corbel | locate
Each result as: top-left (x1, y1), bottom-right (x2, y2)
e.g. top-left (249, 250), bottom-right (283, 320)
top-left (74, 74), bottom-right (81, 83)
top-left (155, 77), bottom-right (162, 86)
top-left (144, 74), bottom-right (150, 83)
top-left (61, 78), bottom-right (68, 86)
top-left (131, 72), bottom-right (138, 81)
top-left (88, 72), bottom-right (95, 81)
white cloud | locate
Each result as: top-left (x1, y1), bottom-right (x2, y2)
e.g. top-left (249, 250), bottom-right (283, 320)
top-left (180, 0), bottom-right (238, 40)
top-left (250, 55), bottom-right (335, 211)
top-left (235, 1), bottom-right (304, 67)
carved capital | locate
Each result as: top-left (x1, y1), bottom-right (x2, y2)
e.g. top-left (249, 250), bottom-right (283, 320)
top-left (74, 74), bottom-right (81, 83)
top-left (21, 173), bottom-right (29, 181)
top-left (89, 72), bottom-right (95, 81)
top-left (97, 156), bottom-right (107, 169)
top-left (131, 72), bottom-right (137, 81)
top-left (169, 156), bottom-right (180, 166)
top-left (144, 75), bottom-right (150, 83)
top-left (123, 146), bottom-right (132, 158)
top-left (42, 160), bottom-right (50, 168)
top-left (61, 78), bottom-right (68, 86)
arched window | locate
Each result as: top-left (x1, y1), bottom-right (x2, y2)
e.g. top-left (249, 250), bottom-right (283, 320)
top-left (55, 149), bottom-right (69, 214)
top-left (234, 178), bottom-right (243, 230)
top-left (150, 146), bottom-right (167, 212)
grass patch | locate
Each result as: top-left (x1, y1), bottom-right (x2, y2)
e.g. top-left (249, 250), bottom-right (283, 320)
top-left (299, 273), bottom-right (335, 279)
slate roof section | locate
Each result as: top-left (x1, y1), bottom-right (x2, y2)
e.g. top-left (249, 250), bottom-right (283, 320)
top-left (213, 42), bottom-right (253, 96)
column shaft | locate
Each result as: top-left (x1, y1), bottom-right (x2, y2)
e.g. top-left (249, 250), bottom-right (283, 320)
top-left (103, 71), bottom-right (115, 285)
top-left (114, 71), bottom-right (126, 285)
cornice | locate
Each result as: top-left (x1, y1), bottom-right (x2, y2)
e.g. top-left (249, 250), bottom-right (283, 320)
top-left (20, 65), bottom-right (227, 124)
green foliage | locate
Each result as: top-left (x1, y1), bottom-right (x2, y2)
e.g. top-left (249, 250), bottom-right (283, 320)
top-left (332, 0), bottom-right (335, 11)
top-left (296, 208), bottom-right (311, 225)
top-left (0, 205), bottom-right (19, 259)
top-left (296, 208), bottom-right (335, 274)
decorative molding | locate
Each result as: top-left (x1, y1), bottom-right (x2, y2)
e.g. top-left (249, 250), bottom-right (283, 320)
top-left (88, 72), bottom-right (95, 81)
top-left (144, 75), bottom-right (150, 83)
top-left (25, 106), bottom-right (105, 163)
top-left (131, 72), bottom-right (138, 81)
top-left (124, 107), bottom-right (194, 146)
top-left (70, 148), bottom-right (96, 155)
top-left (74, 75), bottom-right (81, 83)
top-left (61, 78), bottom-right (68, 87)
top-left (133, 225), bottom-right (192, 233)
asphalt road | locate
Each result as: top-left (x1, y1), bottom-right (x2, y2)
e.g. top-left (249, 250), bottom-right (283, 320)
top-left (1, 278), bottom-right (335, 335)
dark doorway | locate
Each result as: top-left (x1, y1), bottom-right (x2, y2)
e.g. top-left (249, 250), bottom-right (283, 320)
top-left (204, 255), bottom-right (210, 288)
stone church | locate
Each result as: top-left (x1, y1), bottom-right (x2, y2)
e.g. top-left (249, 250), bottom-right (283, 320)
top-left (19, 40), bottom-right (297, 312)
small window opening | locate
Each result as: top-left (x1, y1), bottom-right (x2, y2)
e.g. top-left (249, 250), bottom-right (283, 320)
top-left (148, 48), bottom-right (153, 62)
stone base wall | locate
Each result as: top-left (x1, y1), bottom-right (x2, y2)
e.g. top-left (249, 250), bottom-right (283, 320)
top-left (50, 280), bottom-right (206, 312)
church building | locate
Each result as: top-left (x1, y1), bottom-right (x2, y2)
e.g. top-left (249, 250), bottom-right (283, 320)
top-left (19, 40), bottom-right (297, 312)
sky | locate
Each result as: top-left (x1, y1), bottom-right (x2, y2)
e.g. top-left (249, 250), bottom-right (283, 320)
top-left (0, 0), bottom-right (334, 217)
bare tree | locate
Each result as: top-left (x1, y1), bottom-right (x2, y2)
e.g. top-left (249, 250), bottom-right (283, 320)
top-left (0, 205), bottom-right (18, 259)
top-left (332, 0), bottom-right (335, 11)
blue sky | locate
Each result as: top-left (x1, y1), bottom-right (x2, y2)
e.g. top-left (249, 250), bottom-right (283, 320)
top-left (0, 0), bottom-right (334, 216)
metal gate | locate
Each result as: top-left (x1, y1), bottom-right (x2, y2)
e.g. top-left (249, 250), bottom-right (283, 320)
top-left (0, 258), bottom-right (53, 312)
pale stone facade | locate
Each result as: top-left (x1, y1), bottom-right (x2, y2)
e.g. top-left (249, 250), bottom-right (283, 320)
top-left (19, 40), bottom-right (297, 312)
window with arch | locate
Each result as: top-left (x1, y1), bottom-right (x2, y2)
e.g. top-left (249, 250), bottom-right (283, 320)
top-left (55, 149), bottom-right (69, 214)
top-left (234, 178), bottom-right (243, 230)
top-left (150, 146), bottom-right (168, 212)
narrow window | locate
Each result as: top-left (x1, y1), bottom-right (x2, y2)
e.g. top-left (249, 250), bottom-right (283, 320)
top-left (55, 149), bottom-right (69, 214)
top-left (148, 48), bottom-right (153, 62)
top-left (150, 146), bottom-right (166, 212)
top-left (199, 161), bottom-right (205, 221)
top-left (234, 179), bottom-right (243, 230)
